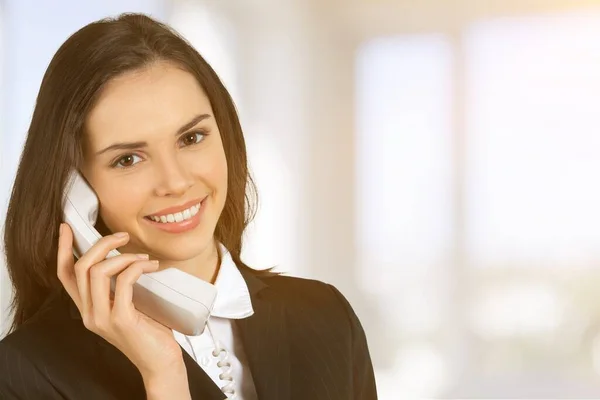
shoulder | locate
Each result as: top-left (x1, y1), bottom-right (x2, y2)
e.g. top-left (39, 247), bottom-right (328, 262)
top-left (244, 270), bottom-right (378, 398)
top-left (252, 271), bottom-right (359, 330)
top-left (0, 288), bottom-right (93, 368)
top-left (257, 272), bottom-right (345, 304)
top-left (0, 290), bottom-right (89, 398)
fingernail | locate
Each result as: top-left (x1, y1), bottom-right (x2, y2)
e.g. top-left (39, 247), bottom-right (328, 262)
top-left (136, 254), bottom-right (149, 259)
top-left (114, 232), bottom-right (129, 238)
top-left (149, 260), bottom-right (159, 265)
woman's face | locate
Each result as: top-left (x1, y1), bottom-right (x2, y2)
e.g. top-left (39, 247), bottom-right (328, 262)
top-left (81, 61), bottom-right (228, 265)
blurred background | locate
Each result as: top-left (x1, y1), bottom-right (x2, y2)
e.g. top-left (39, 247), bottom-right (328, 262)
top-left (2, 0), bottom-right (600, 398)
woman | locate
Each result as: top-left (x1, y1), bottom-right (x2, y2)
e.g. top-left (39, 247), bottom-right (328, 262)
top-left (0, 13), bottom-right (377, 400)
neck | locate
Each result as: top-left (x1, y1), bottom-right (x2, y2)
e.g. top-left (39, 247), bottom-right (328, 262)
top-left (157, 240), bottom-right (221, 283)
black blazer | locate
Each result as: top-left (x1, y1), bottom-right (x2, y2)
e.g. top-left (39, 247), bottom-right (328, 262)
top-left (0, 267), bottom-right (377, 399)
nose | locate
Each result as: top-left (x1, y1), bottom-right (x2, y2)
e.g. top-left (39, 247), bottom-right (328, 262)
top-left (153, 154), bottom-right (194, 197)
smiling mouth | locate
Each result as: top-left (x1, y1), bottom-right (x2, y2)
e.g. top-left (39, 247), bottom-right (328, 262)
top-left (144, 201), bottom-right (202, 224)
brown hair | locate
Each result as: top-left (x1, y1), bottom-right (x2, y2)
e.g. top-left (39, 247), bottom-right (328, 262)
top-left (3, 13), bottom-right (273, 334)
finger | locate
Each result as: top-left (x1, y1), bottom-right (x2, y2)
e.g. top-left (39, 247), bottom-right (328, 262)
top-left (89, 253), bottom-right (150, 327)
top-left (56, 223), bottom-right (81, 310)
top-left (74, 232), bottom-right (130, 321)
top-left (75, 231), bottom-right (130, 269)
top-left (112, 260), bottom-right (160, 321)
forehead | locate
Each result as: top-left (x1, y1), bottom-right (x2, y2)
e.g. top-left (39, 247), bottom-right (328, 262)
top-left (85, 62), bottom-right (212, 148)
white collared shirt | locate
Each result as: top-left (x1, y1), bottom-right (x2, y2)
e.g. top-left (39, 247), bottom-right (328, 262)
top-left (172, 245), bottom-right (259, 399)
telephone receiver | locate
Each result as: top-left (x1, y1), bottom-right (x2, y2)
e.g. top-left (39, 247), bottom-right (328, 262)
top-left (62, 170), bottom-right (217, 336)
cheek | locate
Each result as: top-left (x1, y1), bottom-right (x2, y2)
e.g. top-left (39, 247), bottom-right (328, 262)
top-left (215, 152), bottom-right (229, 190)
top-left (96, 182), bottom-right (145, 230)
top-left (211, 151), bottom-right (229, 202)
top-left (189, 144), bottom-right (228, 193)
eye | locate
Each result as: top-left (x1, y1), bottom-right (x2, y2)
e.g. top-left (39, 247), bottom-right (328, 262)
top-left (179, 131), bottom-right (206, 147)
top-left (113, 154), bottom-right (142, 168)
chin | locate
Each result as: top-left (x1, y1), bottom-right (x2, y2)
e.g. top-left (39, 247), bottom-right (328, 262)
top-left (147, 228), bottom-right (217, 261)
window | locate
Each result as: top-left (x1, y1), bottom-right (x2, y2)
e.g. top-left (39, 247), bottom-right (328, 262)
top-left (355, 34), bottom-right (454, 397)
top-left (465, 12), bottom-right (600, 268)
top-left (355, 9), bottom-right (600, 398)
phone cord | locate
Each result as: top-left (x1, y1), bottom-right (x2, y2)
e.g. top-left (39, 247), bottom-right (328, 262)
top-left (185, 320), bottom-right (236, 398)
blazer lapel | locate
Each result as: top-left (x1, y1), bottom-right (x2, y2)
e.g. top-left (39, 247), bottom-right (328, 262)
top-left (64, 269), bottom-right (293, 400)
top-left (236, 268), bottom-right (291, 400)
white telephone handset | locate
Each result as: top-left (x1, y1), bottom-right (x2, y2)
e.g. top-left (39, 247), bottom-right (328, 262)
top-left (63, 171), bottom-right (217, 336)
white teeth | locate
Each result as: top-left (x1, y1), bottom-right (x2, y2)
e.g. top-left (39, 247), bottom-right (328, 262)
top-left (148, 203), bottom-right (201, 224)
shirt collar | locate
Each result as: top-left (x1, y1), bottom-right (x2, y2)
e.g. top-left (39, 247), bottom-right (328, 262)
top-left (210, 244), bottom-right (254, 319)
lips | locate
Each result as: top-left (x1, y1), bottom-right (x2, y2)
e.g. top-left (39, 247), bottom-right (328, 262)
top-left (143, 198), bottom-right (206, 234)
top-left (146, 202), bottom-right (201, 224)
top-left (145, 197), bottom-right (205, 219)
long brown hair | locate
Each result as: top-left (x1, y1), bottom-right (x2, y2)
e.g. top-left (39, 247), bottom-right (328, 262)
top-left (3, 13), bottom-right (272, 334)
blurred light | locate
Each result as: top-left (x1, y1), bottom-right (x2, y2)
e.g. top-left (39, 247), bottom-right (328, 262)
top-left (465, 11), bottom-right (600, 268)
top-left (591, 333), bottom-right (600, 376)
top-left (241, 122), bottom-right (295, 272)
top-left (169, 1), bottom-right (240, 105)
top-left (355, 35), bottom-right (453, 333)
top-left (470, 283), bottom-right (565, 337)
top-left (392, 343), bottom-right (448, 398)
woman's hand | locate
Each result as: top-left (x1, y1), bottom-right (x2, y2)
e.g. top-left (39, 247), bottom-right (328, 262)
top-left (56, 223), bottom-right (191, 398)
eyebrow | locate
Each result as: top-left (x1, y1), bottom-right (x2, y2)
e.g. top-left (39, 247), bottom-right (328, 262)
top-left (95, 113), bottom-right (212, 156)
